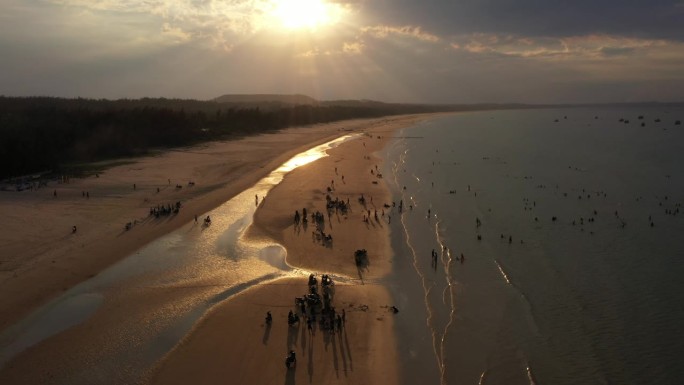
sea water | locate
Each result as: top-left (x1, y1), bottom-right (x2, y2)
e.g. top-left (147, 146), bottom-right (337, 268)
top-left (384, 107), bottom-right (684, 385)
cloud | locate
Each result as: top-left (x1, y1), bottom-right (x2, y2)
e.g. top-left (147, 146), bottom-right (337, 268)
top-left (296, 48), bottom-right (332, 57)
top-left (361, 25), bottom-right (440, 42)
top-left (598, 47), bottom-right (636, 57)
top-left (343, 41), bottom-right (364, 54)
top-left (161, 22), bottom-right (193, 43)
top-left (292, 40), bottom-right (364, 57)
top-left (45, 0), bottom-right (357, 50)
top-left (450, 33), bottom-right (675, 60)
top-left (361, 0), bottom-right (684, 43)
top-left (2, 0), bottom-right (683, 103)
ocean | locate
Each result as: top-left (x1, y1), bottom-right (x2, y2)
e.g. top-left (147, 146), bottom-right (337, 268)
top-left (383, 108), bottom-right (684, 385)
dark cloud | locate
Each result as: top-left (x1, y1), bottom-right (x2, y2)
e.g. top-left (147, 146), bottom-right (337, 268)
top-left (363, 0), bottom-right (684, 40)
top-left (599, 46), bottom-right (636, 56)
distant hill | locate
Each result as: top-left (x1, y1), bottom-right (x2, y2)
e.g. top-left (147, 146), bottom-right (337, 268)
top-left (213, 94), bottom-right (318, 106)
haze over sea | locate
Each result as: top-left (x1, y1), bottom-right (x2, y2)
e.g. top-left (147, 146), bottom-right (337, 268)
top-left (383, 108), bottom-right (684, 385)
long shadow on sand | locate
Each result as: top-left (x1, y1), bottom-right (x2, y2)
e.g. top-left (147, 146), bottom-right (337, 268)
top-left (262, 323), bottom-right (271, 345)
top-left (284, 367), bottom-right (295, 385)
top-left (308, 331), bottom-right (315, 382)
top-left (287, 324), bottom-right (300, 350)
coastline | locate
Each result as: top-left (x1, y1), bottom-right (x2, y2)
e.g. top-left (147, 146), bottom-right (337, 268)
top-left (0, 116), bottom-right (418, 332)
top-left (148, 115), bottom-right (439, 383)
top-left (0, 113), bottom-right (443, 384)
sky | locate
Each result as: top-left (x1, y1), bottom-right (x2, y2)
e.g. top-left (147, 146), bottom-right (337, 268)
top-left (1, 0), bottom-right (683, 104)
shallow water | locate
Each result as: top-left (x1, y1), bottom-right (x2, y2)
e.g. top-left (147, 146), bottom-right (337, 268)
top-left (0, 134), bottom-right (359, 382)
top-left (384, 108), bottom-right (684, 385)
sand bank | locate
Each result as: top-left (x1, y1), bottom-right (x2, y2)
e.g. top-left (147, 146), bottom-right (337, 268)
top-left (0, 113), bottom-right (438, 384)
top-left (0, 116), bottom-right (418, 332)
top-left (148, 116), bottom-right (431, 384)
top-left (248, 117), bottom-right (419, 279)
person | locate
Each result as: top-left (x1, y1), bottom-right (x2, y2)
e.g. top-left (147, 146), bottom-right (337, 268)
top-left (72, 225), bottom-right (77, 234)
top-left (265, 311), bottom-right (272, 324)
top-left (286, 351), bottom-right (297, 368)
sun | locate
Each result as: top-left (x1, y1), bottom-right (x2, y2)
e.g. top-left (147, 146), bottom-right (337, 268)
top-left (270, 0), bottom-right (339, 30)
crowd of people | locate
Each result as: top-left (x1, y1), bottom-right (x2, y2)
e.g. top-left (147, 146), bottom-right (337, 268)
top-left (149, 201), bottom-right (182, 217)
top-left (265, 273), bottom-right (347, 369)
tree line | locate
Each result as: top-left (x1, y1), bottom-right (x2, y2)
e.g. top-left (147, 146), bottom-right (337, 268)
top-left (0, 96), bottom-right (470, 180)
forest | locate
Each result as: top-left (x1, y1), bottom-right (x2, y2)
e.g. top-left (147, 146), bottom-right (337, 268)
top-left (0, 96), bottom-right (518, 180)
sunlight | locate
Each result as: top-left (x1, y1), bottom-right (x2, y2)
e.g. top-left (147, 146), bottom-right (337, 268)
top-left (270, 0), bottom-right (341, 30)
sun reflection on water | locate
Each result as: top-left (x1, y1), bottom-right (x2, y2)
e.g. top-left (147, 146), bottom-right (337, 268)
top-left (0, 133), bottom-right (361, 378)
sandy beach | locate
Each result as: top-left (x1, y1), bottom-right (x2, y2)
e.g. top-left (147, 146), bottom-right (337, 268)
top-left (0, 114), bottom-right (432, 384)
top-left (148, 277), bottom-right (398, 385)
top-left (148, 116), bottom-right (424, 384)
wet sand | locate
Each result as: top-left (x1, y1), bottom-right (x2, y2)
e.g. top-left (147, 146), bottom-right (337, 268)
top-left (0, 116), bottom-right (412, 332)
top-left (148, 116), bottom-right (426, 384)
top-left (0, 114), bottom-right (437, 384)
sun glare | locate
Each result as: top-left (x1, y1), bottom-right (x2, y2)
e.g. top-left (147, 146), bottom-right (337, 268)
top-left (271, 0), bottom-right (339, 30)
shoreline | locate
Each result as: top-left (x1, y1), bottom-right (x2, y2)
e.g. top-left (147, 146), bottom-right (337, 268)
top-left (0, 113), bottom-right (446, 384)
top-left (0, 115), bottom-right (428, 332)
top-left (148, 114), bottom-right (441, 383)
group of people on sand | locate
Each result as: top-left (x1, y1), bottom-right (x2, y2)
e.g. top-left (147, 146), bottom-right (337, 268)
top-left (150, 201), bottom-right (182, 217)
top-left (264, 274), bottom-right (347, 369)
